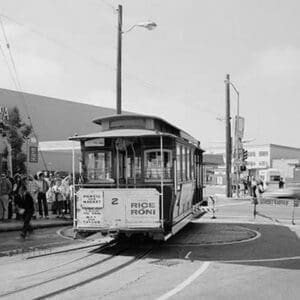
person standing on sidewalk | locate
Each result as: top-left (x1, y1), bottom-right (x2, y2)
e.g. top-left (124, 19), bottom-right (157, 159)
top-left (12, 174), bottom-right (23, 220)
top-left (27, 175), bottom-right (39, 219)
top-left (19, 177), bottom-right (34, 238)
top-left (251, 177), bottom-right (258, 202)
top-left (37, 172), bottom-right (49, 219)
top-left (53, 178), bottom-right (65, 218)
top-left (0, 173), bottom-right (12, 221)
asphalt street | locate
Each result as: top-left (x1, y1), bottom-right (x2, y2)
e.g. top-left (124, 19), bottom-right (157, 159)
top-left (0, 198), bottom-right (299, 299)
top-left (0, 227), bottom-right (81, 257)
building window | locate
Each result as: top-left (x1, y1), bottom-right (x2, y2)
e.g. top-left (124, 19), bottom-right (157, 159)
top-left (259, 151), bottom-right (268, 157)
top-left (248, 151), bottom-right (256, 157)
top-left (259, 161), bottom-right (268, 166)
top-left (246, 161), bottom-right (256, 166)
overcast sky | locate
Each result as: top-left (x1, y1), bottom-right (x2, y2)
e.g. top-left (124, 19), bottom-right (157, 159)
top-left (0, 0), bottom-right (299, 148)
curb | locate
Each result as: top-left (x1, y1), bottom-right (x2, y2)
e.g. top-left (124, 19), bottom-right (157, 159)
top-left (213, 196), bottom-right (253, 201)
top-left (0, 220), bottom-right (73, 233)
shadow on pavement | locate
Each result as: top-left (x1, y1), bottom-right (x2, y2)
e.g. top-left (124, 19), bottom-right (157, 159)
top-left (140, 222), bottom-right (300, 271)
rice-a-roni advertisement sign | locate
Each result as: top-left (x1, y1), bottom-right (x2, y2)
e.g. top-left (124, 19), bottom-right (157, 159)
top-left (76, 188), bottom-right (160, 228)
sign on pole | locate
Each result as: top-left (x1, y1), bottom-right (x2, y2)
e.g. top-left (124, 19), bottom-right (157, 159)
top-left (29, 146), bottom-right (38, 163)
top-left (235, 116), bottom-right (245, 140)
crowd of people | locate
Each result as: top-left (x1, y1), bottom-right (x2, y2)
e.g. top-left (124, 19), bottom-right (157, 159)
top-left (0, 171), bottom-right (73, 237)
top-left (241, 176), bottom-right (265, 199)
top-left (241, 176), bottom-right (284, 200)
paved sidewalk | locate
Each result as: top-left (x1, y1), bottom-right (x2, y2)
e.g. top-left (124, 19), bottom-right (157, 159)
top-left (0, 215), bottom-right (73, 232)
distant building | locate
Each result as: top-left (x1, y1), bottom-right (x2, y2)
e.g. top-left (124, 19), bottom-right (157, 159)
top-left (206, 143), bottom-right (300, 181)
top-left (0, 88), bottom-right (117, 174)
top-left (203, 154), bottom-right (225, 185)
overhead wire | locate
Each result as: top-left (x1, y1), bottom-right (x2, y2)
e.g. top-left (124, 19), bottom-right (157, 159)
top-left (0, 16), bottom-right (48, 171)
top-left (98, 0), bottom-right (116, 11)
top-left (0, 43), bottom-right (19, 89)
top-left (0, 9), bottom-right (221, 121)
top-left (0, 13), bottom-right (169, 102)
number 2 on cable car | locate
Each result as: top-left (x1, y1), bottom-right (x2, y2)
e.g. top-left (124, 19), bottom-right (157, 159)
top-left (112, 198), bottom-right (119, 205)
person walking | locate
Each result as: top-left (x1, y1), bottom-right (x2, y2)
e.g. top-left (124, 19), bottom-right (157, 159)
top-left (257, 179), bottom-right (265, 200)
top-left (19, 178), bottom-right (34, 238)
top-left (251, 177), bottom-right (258, 201)
top-left (0, 173), bottom-right (12, 221)
top-left (279, 177), bottom-right (285, 189)
top-left (37, 172), bottom-right (49, 218)
top-left (27, 175), bottom-right (39, 219)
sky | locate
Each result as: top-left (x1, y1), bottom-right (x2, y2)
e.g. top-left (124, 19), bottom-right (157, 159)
top-left (0, 0), bottom-right (300, 149)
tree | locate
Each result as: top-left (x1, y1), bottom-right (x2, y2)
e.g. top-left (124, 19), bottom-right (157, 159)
top-left (6, 107), bottom-right (32, 174)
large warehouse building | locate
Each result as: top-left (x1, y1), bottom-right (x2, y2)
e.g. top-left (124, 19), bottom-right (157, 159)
top-left (0, 88), bottom-right (117, 174)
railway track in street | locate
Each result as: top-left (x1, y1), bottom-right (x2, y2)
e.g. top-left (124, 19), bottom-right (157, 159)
top-left (0, 240), bottom-right (155, 300)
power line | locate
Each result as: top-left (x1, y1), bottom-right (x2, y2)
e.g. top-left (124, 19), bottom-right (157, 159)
top-left (0, 16), bottom-right (48, 172)
top-left (98, 0), bottom-right (116, 11)
top-left (0, 43), bottom-right (19, 88)
top-left (0, 12), bottom-right (221, 119)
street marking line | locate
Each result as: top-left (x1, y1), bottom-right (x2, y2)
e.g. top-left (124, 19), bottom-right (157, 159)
top-left (166, 228), bottom-right (261, 247)
top-left (217, 202), bottom-right (248, 207)
top-left (219, 256), bottom-right (300, 263)
top-left (256, 212), bottom-right (280, 223)
top-left (56, 227), bottom-right (78, 241)
top-left (156, 261), bottom-right (210, 300)
top-left (185, 251), bottom-right (192, 259)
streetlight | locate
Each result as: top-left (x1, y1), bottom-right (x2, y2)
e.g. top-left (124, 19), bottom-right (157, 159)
top-left (116, 4), bottom-right (157, 114)
top-left (225, 77), bottom-right (241, 197)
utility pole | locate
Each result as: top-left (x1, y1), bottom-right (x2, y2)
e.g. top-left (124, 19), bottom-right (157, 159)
top-left (225, 74), bottom-right (232, 197)
top-left (116, 4), bottom-right (123, 114)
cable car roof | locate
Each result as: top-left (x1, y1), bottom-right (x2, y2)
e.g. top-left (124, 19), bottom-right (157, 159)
top-left (69, 128), bottom-right (177, 140)
top-left (92, 114), bottom-right (200, 145)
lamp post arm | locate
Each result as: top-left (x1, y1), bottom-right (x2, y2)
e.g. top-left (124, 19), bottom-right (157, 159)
top-left (123, 24), bottom-right (137, 34)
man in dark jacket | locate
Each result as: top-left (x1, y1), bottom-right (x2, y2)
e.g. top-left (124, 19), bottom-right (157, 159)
top-left (19, 178), bottom-right (34, 238)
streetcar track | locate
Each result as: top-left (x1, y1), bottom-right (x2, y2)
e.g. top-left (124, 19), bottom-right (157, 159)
top-left (19, 241), bottom-right (118, 278)
top-left (0, 242), bottom-right (127, 298)
top-left (34, 246), bottom-right (153, 300)
top-left (0, 240), bottom-right (72, 257)
top-left (26, 240), bottom-right (109, 259)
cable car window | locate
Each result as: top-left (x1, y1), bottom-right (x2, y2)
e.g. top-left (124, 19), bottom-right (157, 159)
top-left (187, 148), bottom-right (190, 180)
top-left (85, 151), bottom-right (113, 182)
top-left (176, 145), bottom-right (181, 182)
top-left (182, 147), bottom-right (186, 181)
top-left (144, 150), bottom-right (172, 180)
top-left (126, 155), bottom-right (142, 179)
top-left (191, 149), bottom-right (195, 179)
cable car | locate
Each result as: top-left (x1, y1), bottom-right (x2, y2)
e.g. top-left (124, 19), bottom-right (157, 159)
top-left (70, 114), bottom-right (205, 240)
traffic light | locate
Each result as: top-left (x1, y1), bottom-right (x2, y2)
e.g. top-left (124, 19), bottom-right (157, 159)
top-left (240, 165), bottom-right (246, 172)
top-left (242, 149), bottom-right (248, 161)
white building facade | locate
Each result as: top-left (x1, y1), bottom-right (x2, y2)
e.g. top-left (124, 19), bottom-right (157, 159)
top-left (206, 144), bottom-right (300, 181)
